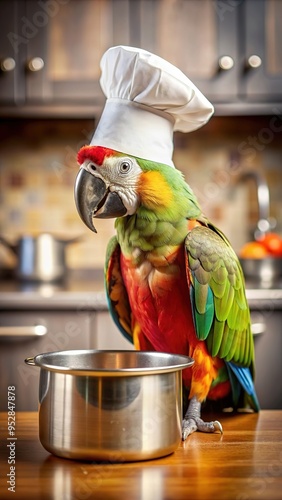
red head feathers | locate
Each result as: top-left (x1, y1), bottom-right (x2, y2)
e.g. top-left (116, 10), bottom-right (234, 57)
top-left (77, 146), bottom-right (115, 167)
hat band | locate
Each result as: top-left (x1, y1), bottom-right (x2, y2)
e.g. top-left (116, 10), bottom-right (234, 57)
top-left (90, 99), bottom-right (175, 167)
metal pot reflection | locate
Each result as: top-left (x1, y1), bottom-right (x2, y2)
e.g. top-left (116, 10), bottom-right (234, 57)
top-left (25, 349), bottom-right (194, 461)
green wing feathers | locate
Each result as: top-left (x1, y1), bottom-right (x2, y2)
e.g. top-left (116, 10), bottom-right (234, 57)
top-left (185, 224), bottom-right (254, 368)
top-left (105, 236), bottom-right (133, 343)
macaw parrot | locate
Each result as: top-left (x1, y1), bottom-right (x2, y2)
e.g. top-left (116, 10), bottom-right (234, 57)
top-left (74, 145), bottom-right (259, 439)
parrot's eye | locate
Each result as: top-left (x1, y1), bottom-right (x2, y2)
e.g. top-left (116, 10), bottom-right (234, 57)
top-left (118, 159), bottom-right (132, 175)
top-left (88, 163), bottom-right (97, 172)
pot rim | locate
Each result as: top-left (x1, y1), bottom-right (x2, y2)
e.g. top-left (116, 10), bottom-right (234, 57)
top-left (25, 349), bottom-right (194, 377)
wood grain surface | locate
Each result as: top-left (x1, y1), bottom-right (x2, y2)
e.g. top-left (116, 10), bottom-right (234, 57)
top-left (0, 411), bottom-right (281, 500)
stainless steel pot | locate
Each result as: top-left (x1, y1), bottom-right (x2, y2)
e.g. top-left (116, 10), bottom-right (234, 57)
top-left (0, 233), bottom-right (80, 281)
top-left (240, 257), bottom-right (282, 282)
top-left (25, 349), bottom-right (194, 461)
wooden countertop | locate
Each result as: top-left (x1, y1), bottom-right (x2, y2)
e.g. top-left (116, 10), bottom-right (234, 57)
top-left (0, 411), bottom-right (282, 500)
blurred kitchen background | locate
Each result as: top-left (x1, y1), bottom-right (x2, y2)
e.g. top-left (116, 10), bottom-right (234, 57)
top-left (0, 0), bottom-right (282, 272)
top-left (1, 0), bottom-right (282, 411)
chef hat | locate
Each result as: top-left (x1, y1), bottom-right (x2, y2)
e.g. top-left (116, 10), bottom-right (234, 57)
top-left (90, 46), bottom-right (214, 167)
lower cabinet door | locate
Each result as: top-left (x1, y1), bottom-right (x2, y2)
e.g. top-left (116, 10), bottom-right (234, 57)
top-left (0, 310), bottom-right (95, 411)
top-left (95, 311), bottom-right (135, 351)
top-left (252, 309), bottom-right (282, 409)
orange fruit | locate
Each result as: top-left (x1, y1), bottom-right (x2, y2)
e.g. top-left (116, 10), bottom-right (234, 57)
top-left (259, 232), bottom-right (282, 257)
top-left (239, 241), bottom-right (269, 259)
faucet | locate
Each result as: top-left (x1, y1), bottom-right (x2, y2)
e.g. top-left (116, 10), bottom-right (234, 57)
top-left (237, 170), bottom-right (275, 238)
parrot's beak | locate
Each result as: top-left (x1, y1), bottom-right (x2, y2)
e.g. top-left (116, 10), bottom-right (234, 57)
top-left (74, 168), bottom-right (126, 233)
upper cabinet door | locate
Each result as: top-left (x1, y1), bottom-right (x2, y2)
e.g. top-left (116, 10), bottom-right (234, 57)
top-left (243, 0), bottom-right (282, 101)
top-left (0, 0), bottom-right (26, 105)
top-left (0, 0), bottom-right (132, 112)
top-left (0, 0), bottom-right (281, 116)
top-left (25, 0), bottom-right (131, 107)
top-left (132, 0), bottom-right (239, 102)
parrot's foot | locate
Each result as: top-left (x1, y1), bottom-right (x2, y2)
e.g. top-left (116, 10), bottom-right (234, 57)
top-left (182, 396), bottom-right (223, 440)
top-left (182, 416), bottom-right (223, 440)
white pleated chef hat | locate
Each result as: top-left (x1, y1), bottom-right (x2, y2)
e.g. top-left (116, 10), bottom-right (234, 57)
top-left (90, 46), bottom-right (214, 168)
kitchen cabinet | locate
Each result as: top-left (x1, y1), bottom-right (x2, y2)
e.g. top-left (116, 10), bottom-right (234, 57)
top-left (251, 308), bottom-right (282, 410)
top-left (136, 0), bottom-right (282, 113)
top-left (132, 0), bottom-right (239, 104)
top-left (0, 276), bottom-right (281, 410)
top-left (0, 0), bottom-right (132, 116)
top-left (0, 0), bottom-right (281, 117)
top-left (0, 308), bottom-right (133, 411)
top-left (0, 309), bottom-right (96, 411)
top-left (95, 310), bottom-right (134, 350)
top-left (0, 1), bottom-right (25, 105)
top-left (0, 0), bottom-right (54, 107)
top-left (243, 0), bottom-right (282, 103)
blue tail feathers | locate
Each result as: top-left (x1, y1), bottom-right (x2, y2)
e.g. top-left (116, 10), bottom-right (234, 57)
top-left (226, 362), bottom-right (260, 412)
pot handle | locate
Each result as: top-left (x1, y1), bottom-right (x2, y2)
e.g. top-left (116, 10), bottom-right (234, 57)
top-left (25, 357), bottom-right (36, 366)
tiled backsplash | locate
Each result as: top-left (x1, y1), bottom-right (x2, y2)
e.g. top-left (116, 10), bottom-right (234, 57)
top-left (0, 117), bottom-right (281, 271)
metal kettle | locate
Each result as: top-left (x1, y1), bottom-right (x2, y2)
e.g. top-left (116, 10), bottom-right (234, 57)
top-left (0, 233), bottom-right (81, 282)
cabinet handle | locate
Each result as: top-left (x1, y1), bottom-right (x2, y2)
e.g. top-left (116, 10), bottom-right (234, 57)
top-left (27, 57), bottom-right (45, 72)
top-left (0, 325), bottom-right (47, 337)
top-left (251, 322), bottom-right (265, 336)
top-left (0, 57), bottom-right (16, 72)
top-left (247, 55), bottom-right (262, 69)
top-left (218, 56), bottom-right (234, 70)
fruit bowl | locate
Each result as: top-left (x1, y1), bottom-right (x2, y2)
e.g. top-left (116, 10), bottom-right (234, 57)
top-left (239, 232), bottom-right (282, 281)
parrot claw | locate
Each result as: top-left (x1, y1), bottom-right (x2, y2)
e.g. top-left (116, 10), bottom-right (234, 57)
top-left (182, 418), bottom-right (198, 440)
top-left (182, 396), bottom-right (223, 440)
top-left (182, 417), bottom-right (223, 440)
